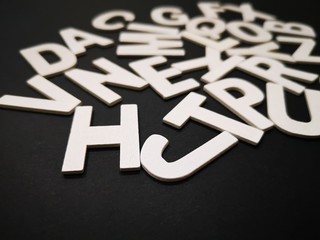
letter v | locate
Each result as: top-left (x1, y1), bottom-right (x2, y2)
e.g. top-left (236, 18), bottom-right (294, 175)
top-left (0, 75), bottom-right (81, 115)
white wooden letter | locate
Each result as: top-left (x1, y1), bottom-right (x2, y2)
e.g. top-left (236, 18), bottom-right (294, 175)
top-left (223, 3), bottom-right (275, 22)
top-left (197, 2), bottom-right (224, 19)
top-left (62, 105), bottom-right (140, 173)
top-left (238, 56), bottom-right (318, 95)
top-left (117, 23), bottom-right (185, 56)
top-left (0, 75), bottom-right (81, 115)
top-left (186, 17), bottom-right (226, 40)
top-left (151, 6), bottom-right (189, 26)
top-left (181, 31), bottom-right (239, 51)
top-left (264, 21), bottom-right (316, 38)
top-left (227, 21), bottom-right (272, 43)
top-left (204, 78), bottom-right (274, 130)
top-left (226, 42), bottom-right (294, 63)
top-left (20, 43), bottom-right (77, 77)
top-left (267, 83), bottom-right (320, 138)
top-left (163, 92), bottom-right (264, 145)
top-left (129, 56), bottom-right (199, 100)
top-left (172, 47), bottom-right (244, 83)
top-left (92, 10), bottom-right (135, 31)
top-left (59, 27), bottom-right (113, 55)
top-left (141, 132), bottom-right (238, 182)
top-left (65, 57), bottom-right (147, 106)
top-left (277, 36), bottom-right (320, 64)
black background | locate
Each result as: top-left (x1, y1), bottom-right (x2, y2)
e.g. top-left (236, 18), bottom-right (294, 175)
top-left (0, 0), bottom-right (319, 239)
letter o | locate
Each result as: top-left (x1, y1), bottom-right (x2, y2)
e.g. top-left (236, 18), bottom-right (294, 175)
top-left (227, 21), bottom-right (272, 43)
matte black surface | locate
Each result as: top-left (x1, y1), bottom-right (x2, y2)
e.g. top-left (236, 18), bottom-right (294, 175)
top-left (0, 0), bottom-right (319, 239)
